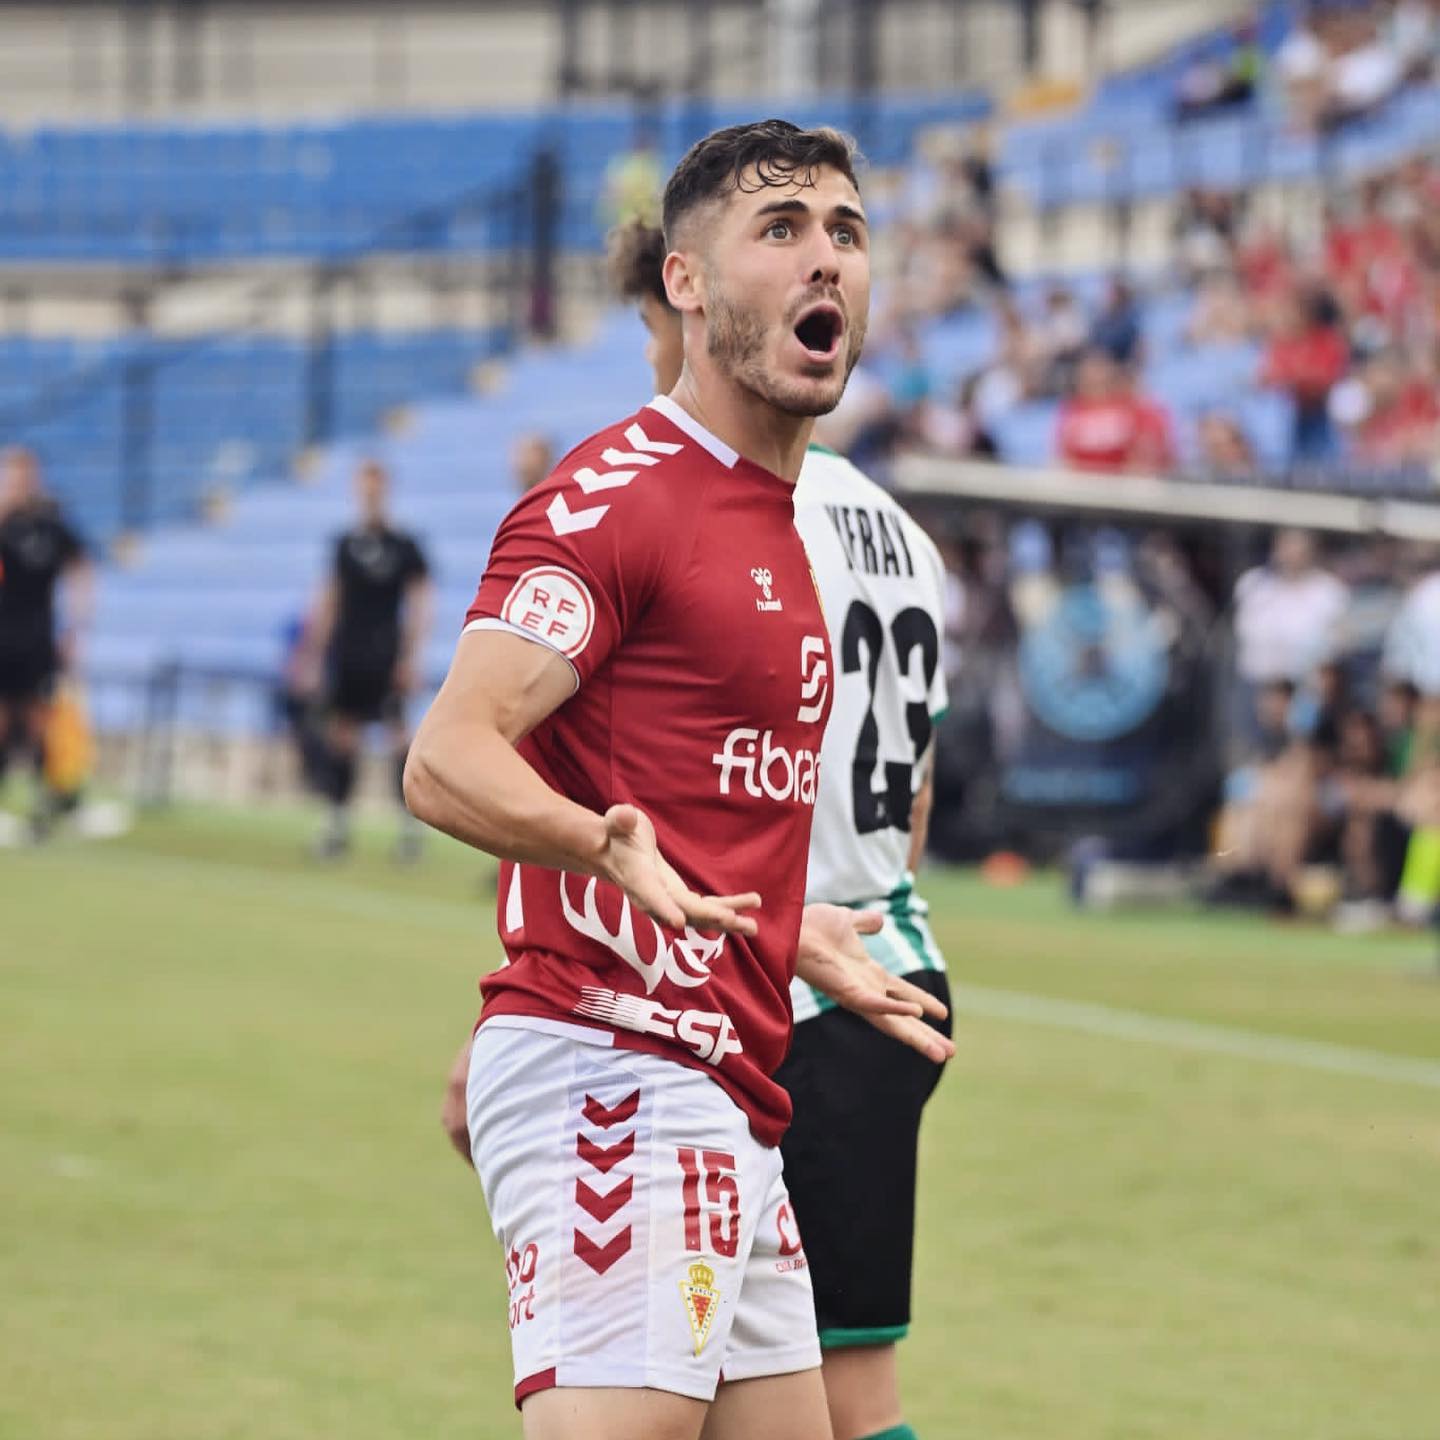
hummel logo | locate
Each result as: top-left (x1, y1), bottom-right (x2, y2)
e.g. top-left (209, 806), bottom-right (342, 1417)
top-left (751, 567), bottom-right (783, 613)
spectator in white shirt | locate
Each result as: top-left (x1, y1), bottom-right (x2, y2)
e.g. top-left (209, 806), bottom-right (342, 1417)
top-left (1234, 528), bottom-right (1351, 687)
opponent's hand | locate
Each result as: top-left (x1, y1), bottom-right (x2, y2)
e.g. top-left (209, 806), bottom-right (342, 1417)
top-left (795, 902), bottom-right (955, 1064)
top-left (598, 803), bottom-right (761, 937)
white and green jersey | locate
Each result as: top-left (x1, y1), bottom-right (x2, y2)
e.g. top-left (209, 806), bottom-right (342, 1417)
top-left (790, 445), bottom-right (949, 1024)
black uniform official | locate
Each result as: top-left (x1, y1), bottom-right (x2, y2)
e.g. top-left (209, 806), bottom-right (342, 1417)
top-left (305, 458), bottom-right (432, 860)
top-left (327, 523), bottom-right (429, 722)
top-left (0, 499), bottom-right (85, 707)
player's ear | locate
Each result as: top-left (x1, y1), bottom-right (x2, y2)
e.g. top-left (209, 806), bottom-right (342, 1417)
top-left (663, 248), bottom-right (704, 316)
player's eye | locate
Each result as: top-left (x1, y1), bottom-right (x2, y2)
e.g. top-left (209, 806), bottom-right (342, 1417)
top-left (833, 225), bottom-right (856, 246)
top-left (765, 219), bottom-right (793, 240)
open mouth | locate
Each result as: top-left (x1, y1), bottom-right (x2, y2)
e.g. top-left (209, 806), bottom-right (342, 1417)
top-left (793, 303), bottom-right (844, 361)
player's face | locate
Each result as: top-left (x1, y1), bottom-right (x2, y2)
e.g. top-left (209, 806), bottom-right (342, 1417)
top-left (0, 449), bottom-right (40, 512)
top-left (641, 293), bottom-right (684, 393)
top-left (356, 464), bottom-right (388, 522)
top-left (702, 165), bottom-right (870, 418)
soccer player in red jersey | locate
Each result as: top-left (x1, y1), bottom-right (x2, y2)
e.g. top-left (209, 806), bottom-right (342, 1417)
top-left (406, 121), bottom-right (953, 1440)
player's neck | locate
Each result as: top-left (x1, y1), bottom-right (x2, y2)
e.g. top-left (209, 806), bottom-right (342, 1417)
top-left (667, 368), bottom-right (814, 486)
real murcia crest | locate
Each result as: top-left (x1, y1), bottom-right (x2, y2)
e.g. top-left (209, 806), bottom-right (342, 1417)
top-left (680, 1261), bottom-right (721, 1355)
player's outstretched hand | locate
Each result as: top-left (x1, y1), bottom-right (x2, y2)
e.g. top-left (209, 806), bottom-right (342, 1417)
top-left (599, 804), bottom-right (761, 937)
top-left (795, 903), bottom-right (956, 1065)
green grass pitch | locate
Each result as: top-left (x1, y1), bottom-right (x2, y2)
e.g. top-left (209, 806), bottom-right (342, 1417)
top-left (2, 803), bottom-right (1437, 1439)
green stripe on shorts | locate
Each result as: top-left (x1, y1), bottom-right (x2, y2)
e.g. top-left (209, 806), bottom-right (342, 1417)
top-left (819, 1324), bottom-right (910, 1350)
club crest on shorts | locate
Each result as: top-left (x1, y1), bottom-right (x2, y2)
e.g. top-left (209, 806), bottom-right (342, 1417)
top-left (680, 1260), bottom-right (720, 1356)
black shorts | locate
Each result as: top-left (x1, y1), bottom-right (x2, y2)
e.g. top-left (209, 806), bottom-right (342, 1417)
top-left (0, 636), bottom-right (58, 706)
top-left (776, 969), bottom-right (951, 1348)
top-left (328, 656), bottom-right (402, 725)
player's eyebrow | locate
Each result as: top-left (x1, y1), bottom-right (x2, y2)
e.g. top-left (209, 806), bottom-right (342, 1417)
top-left (752, 198), bottom-right (868, 229)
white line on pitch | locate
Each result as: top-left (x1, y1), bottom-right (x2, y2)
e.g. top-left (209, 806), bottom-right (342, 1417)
top-left (952, 984), bottom-right (1440, 1091)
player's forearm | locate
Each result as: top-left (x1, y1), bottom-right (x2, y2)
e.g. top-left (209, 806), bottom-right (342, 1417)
top-left (403, 721), bottom-right (608, 872)
top-left (906, 771), bottom-right (935, 873)
top-left (402, 582), bottom-right (434, 669)
top-left (66, 561), bottom-right (97, 634)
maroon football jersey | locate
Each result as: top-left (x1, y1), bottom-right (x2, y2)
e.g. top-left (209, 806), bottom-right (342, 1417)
top-left (464, 396), bottom-right (833, 1146)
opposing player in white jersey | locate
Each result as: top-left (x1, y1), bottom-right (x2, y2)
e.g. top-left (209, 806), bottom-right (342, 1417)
top-left (613, 219), bottom-right (950, 1440)
top-left (444, 219), bottom-right (951, 1440)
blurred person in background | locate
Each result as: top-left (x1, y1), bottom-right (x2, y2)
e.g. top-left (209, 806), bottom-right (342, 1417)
top-left (979, 296), bottom-right (1043, 414)
top-left (1089, 276), bottom-right (1144, 367)
top-left (1195, 411), bottom-right (1260, 481)
top-left (913, 372), bottom-right (1001, 460)
top-left (0, 446), bottom-right (93, 839)
top-left (601, 110), bottom-right (663, 228)
top-left (1279, 0), bottom-right (1405, 133)
top-left (1382, 557), bottom-right (1440, 922)
top-left (1233, 529), bottom-right (1349, 694)
top-left (1055, 349), bottom-right (1175, 474)
top-left (1259, 284), bottom-right (1350, 465)
top-left (296, 459), bottom-right (433, 861)
top-left (1186, 267), bottom-right (1254, 346)
top-left (511, 433), bottom-right (555, 496)
top-left (1033, 284), bottom-right (1089, 396)
top-left (1231, 527), bottom-right (1349, 756)
top-left (1174, 16), bottom-right (1265, 121)
top-left (1207, 678), bottom-right (1312, 909)
top-left (1208, 666), bottom-right (1350, 914)
top-left (1330, 346), bottom-right (1440, 467)
top-left (1328, 704), bottom-right (1414, 931)
top-left (1173, 188), bottom-right (1242, 281)
top-left (1324, 177), bottom-right (1421, 340)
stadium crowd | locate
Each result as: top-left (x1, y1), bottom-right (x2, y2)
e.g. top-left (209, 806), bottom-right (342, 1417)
top-left (803, 1), bottom-right (1440, 929)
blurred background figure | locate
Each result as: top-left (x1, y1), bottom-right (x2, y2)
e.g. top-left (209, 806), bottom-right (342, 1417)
top-left (510, 433), bottom-right (555, 495)
top-left (293, 460), bottom-right (432, 861)
top-left (1232, 529), bottom-right (1350, 747)
top-left (1174, 16), bottom-right (1265, 121)
top-left (0, 446), bottom-right (93, 839)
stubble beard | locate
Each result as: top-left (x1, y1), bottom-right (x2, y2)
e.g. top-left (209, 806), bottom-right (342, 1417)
top-left (705, 281), bottom-right (866, 419)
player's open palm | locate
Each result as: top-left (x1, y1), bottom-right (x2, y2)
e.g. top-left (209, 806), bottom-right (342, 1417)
top-left (796, 903), bottom-right (956, 1064)
top-left (600, 803), bottom-right (761, 937)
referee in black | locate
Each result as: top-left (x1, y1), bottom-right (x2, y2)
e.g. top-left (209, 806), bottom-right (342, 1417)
top-left (0, 447), bottom-right (93, 837)
top-left (297, 459), bottom-right (432, 860)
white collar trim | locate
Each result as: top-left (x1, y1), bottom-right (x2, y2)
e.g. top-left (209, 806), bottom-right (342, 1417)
top-left (646, 394), bottom-right (738, 469)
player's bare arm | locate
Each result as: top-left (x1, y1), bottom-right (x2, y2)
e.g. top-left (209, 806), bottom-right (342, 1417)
top-left (906, 757), bottom-right (936, 875)
top-left (295, 577), bottom-right (338, 694)
top-left (396, 573), bottom-right (435, 695)
top-left (58, 553), bottom-right (96, 670)
top-left (405, 628), bottom-right (760, 936)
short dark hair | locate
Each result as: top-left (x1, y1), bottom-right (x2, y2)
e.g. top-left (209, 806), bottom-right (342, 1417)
top-left (608, 219), bottom-right (670, 310)
top-left (662, 119), bottom-right (860, 248)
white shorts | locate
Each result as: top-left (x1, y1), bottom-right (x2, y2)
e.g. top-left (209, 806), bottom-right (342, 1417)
top-left (467, 1021), bottom-right (822, 1406)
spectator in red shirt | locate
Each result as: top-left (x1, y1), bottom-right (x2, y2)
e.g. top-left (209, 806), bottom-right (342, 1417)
top-left (1260, 285), bottom-right (1350, 465)
top-left (1325, 179), bottom-right (1420, 329)
top-left (1056, 349), bottom-right (1176, 474)
top-left (1336, 349), bottom-right (1440, 467)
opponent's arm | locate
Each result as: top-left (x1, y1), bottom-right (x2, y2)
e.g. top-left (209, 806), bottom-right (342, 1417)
top-left (441, 1036), bottom-right (474, 1162)
top-left (906, 751), bottom-right (935, 874)
top-left (404, 628), bottom-right (759, 935)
